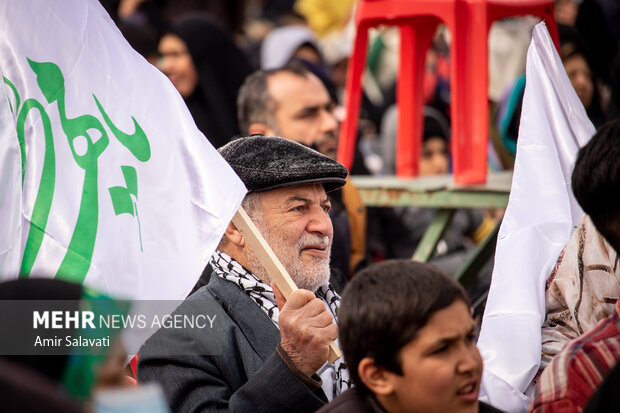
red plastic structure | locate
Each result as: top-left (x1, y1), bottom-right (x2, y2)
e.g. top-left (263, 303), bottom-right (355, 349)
top-left (337, 0), bottom-right (559, 184)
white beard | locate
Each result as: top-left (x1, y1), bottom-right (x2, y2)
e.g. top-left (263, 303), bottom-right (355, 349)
top-left (245, 215), bottom-right (331, 292)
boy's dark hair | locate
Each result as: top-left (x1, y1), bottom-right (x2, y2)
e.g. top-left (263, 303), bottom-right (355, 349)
top-left (571, 120), bottom-right (620, 252)
top-left (338, 259), bottom-right (470, 394)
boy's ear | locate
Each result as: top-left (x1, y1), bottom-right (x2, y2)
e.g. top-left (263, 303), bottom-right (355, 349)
top-left (358, 357), bottom-right (395, 396)
top-left (248, 123), bottom-right (275, 137)
top-left (224, 221), bottom-right (245, 248)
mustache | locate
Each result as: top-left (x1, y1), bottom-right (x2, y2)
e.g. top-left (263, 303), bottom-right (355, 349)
top-left (321, 131), bottom-right (338, 141)
top-left (297, 234), bottom-right (330, 252)
top-left (308, 132), bottom-right (338, 152)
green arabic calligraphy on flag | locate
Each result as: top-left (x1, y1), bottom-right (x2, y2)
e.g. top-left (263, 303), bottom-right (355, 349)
top-left (0, 0), bottom-right (247, 300)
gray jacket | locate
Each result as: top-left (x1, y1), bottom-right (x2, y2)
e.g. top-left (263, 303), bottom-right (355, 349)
top-left (138, 273), bottom-right (327, 412)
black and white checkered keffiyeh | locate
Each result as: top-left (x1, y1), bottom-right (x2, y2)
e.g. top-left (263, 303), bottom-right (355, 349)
top-left (210, 250), bottom-right (351, 399)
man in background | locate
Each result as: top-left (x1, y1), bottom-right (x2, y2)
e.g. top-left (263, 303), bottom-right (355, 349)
top-left (237, 63), bottom-right (367, 289)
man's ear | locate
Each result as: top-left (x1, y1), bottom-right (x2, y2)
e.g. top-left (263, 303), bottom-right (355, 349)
top-left (358, 357), bottom-right (395, 396)
top-left (224, 221), bottom-right (245, 248)
top-left (248, 123), bottom-right (275, 137)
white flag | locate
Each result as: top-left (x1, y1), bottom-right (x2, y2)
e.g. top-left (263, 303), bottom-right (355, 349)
top-left (0, 0), bottom-right (247, 300)
top-left (0, 64), bottom-right (22, 278)
top-left (476, 23), bottom-right (595, 412)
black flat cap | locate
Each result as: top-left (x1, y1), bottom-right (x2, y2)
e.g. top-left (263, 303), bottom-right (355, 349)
top-left (218, 136), bottom-right (348, 193)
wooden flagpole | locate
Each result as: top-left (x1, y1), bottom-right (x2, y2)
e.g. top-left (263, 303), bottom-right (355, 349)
top-left (232, 206), bottom-right (342, 363)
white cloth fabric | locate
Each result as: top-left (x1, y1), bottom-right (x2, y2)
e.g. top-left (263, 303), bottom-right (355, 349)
top-left (476, 23), bottom-right (595, 412)
top-left (0, 65), bottom-right (22, 277)
top-left (0, 0), bottom-right (246, 301)
top-left (261, 25), bottom-right (319, 69)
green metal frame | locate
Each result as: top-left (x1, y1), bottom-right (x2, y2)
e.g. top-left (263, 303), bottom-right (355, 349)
top-left (351, 172), bottom-right (512, 209)
top-left (351, 172), bottom-right (511, 286)
top-left (411, 209), bottom-right (455, 262)
top-left (455, 218), bottom-right (502, 285)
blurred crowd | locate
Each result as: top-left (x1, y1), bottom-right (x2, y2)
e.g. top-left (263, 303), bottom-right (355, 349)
top-left (102, 0), bottom-right (615, 309)
top-left (4, 0), bottom-right (620, 412)
top-left (102, 0), bottom-right (620, 271)
top-left (102, 0), bottom-right (620, 169)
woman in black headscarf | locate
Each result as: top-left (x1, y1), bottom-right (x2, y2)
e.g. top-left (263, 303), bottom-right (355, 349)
top-left (558, 24), bottom-right (608, 128)
top-left (158, 14), bottom-right (253, 148)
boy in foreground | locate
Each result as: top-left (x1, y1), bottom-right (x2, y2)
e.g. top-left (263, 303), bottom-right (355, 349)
top-left (318, 259), bottom-right (503, 413)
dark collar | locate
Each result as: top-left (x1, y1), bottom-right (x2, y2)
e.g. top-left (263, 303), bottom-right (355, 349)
top-left (205, 272), bottom-right (280, 362)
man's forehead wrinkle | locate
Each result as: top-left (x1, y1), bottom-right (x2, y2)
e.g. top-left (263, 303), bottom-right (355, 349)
top-left (284, 195), bottom-right (312, 204)
top-left (268, 72), bottom-right (328, 105)
top-left (282, 195), bottom-right (330, 204)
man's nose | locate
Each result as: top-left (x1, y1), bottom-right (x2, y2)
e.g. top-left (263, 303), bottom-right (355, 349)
top-left (320, 109), bottom-right (338, 134)
top-left (306, 205), bottom-right (333, 236)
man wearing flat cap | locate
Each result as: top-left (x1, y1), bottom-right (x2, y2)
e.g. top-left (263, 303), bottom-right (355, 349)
top-left (238, 63), bottom-right (367, 286)
top-left (138, 136), bottom-right (351, 412)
